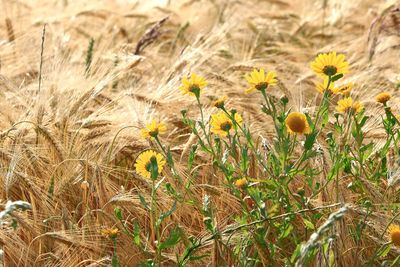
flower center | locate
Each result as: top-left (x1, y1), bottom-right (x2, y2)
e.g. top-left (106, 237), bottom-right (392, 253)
top-left (322, 65), bottom-right (337, 76)
top-left (220, 121), bottom-right (232, 132)
top-left (288, 117), bottom-right (306, 133)
top-left (392, 232), bottom-right (400, 246)
top-left (255, 82), bottom-right (268, 91)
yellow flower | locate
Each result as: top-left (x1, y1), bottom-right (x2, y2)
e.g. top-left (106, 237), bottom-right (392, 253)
top-left (315, 78), bottom-right (336, 94)
top-left (310, 52), bottom-right (349, 78)
top-left (140, 120), bottom-right (167, 139)
top-left (134, 150), bottom-right (166, 179)
top-left (235, 178), bottom-right (248, 188)
top-left (213, 96), bottom-right (227, 109)
top-left (245, 68), bottom-right (277, 94)
top-left (210, 111), bottom-right (242, 137)
top-left (179, 73), bottom-right (208, 97)
top-left (375, 92), bottom-right (392, 104)
top-left (335, 83), bottom-right (353, 96)
top-left (285, 112), bottom-right (311, 134)
top-left (389, 224), bottom-right (400, 247)
top-left (336, 97), bottom-right (363, 114)
top-left (101, 228), bottom-right (120, 239)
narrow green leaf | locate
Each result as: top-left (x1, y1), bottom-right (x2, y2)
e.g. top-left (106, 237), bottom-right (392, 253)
top-left (377, 244), bottom-right (391, 258)
top-left (303, 218), bottom-right (315, 230)
top-left (139, 194), bottom-right (149, 210)
top-left (133, 221), bottom-right (140, 246)
top-left (188, 144), bottom-right (198, 170)
top-left (114, 207), bottom-right (122, 220)
top-left (331, 73), bottom-right (343, 82)
top-left (159, 227), bottom-right (182, 250)
top-left (157, 201), bottom-right (177, 226)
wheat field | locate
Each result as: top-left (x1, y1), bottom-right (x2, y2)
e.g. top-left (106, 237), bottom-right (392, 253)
top-left (0, 0), bottom-right (400, 266)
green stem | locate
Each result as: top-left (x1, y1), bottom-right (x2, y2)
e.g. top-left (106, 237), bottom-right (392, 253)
top-left (196, 96), bottom-right (215, 156)
top-left (221, 108), bottom-right (269, 172)
top-left (150, 179), bottom-right (161, 264)
top-left (112, 238), bottom-right (118, 267)
top-left (154, 136), bottom-right (183, 184)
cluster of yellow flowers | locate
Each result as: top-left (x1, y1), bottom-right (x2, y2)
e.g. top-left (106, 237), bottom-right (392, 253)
top-left (131, 51), bottom-right (400, 249)
top-left (311, 52), bottom-right (363, 114)
top-left (133, 52), bottom-right (359, 180)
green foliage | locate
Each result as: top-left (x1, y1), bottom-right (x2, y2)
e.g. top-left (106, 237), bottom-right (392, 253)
top-left (111, 56), bottom-right (400, 266)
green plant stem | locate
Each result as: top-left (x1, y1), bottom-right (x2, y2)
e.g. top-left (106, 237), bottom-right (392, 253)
top-left (150, 179), bottom-right (161, 265)
top-left (154, 136), bottom-right (183, 184)
top-left (220, 108), bottom-right (269, 172)
top-left (112, 238), bottom-right (119, 267)
top-left (196, 96), bottom-right (215, 156)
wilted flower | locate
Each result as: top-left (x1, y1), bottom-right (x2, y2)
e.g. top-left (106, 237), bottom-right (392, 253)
top-left (375, 92), bottom-right (392, 105)
top-left (101, 228), bottom-right (120, 239)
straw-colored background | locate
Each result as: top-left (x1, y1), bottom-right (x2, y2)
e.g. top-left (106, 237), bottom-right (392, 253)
top-left (0, 0), bottom-right (399, 265)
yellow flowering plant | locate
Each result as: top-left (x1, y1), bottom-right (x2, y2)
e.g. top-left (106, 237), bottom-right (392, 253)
top-left (140, 120), bottom-right (167, 139)
top-left (111, 51), bottom-right (400, 266)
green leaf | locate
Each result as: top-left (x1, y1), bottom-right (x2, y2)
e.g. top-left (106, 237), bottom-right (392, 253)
top-left (166, 148), bottom-right (174, 166)
top-left (159, 227), bottom-right (182, 250)
top-left (279, 224), bottom-right (293, 239)
top-left (390, 255), bottom-right (400, 266)
top-left (258, 179), bottom-right (278, 190)
top-left (290, 243), bottom-right (302, 263)
top-left (321, 107), bottom-right (329, 127)
top-left (139, 194), bottom-right (149, 210)
top-left (303, 218), bottom-right (315, 230)
top-left (360, 143), bottom-right (373, 153)
top-left (114, 207), bottom-right (122, 220)
top-left (304, 132), bottom-right (317, 151)
top-left (240, 146), bottom-right (249, 172)
top-left (157, 201), bottom-right (177, 226)
top-left (359, 115), bottom-right (369, 128)
top-left (188, 145), bottom-right (197, 170)
top-left (133, 221), bottom-right (140, 246)
top-left (149, 156), bottom-right (159, 180)
top-left (331, 73), bottom-right (343, 82)
top-left (377, 243), bottom-right (391, 258)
